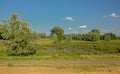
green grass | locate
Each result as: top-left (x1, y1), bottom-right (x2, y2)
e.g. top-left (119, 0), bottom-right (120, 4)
top-left (35, 38), bottom-right (53, 45)
top-left (0, 54), bottom-right (119, 61)
top-left (0, 39), bottom-right (120, 60)
top-left (7, 63), bottom-right (14, 67)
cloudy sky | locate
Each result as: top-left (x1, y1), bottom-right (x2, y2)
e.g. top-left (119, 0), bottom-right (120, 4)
top-left (0, 0), bottom-right (120, 35)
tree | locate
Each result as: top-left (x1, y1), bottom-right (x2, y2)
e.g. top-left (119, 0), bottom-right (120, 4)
top-left (104, 33), bottom-right (111, 41)
top-left (103, 33), bottom-right (117, 41)
top-left (50, 26), bottom-right (64, 43)
top-left (109, 33), bottom-right (117, 40)
top-left (1, 13), bottom-right (37, 56)
top-left (87, 29), bottom-right (100, 41)
top-left (40, 33), bottom-right (46, 38)
top-left (63, 34), bottom-right (73, 41)
top-left (0, 25), bottom-right (4, 39)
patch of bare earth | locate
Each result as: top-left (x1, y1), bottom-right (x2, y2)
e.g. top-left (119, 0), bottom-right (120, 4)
top-left (0, 59), bottom-right (120, 74)
top-left (0, 66), bottom-right (120, 74)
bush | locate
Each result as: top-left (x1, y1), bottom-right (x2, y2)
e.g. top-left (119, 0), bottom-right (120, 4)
top-left (1, 13), bottom-right (37, 56)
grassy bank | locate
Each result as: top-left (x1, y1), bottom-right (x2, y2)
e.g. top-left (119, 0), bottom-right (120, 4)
top-left (0, 39), bottom-right (120, 60)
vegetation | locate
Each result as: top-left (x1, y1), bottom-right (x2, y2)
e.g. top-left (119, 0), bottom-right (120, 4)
top-left (50, 26), bottom-right (64, 43)
top-left (0, 13), bottom-right (120, 57)
top-left (0, 13), bottom-right (37, 56)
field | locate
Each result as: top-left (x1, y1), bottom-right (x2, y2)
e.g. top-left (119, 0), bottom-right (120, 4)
top-left (0, 39), bottom-right (120, 74)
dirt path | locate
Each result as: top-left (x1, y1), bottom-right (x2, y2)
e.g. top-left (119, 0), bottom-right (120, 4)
top-left (0, 66), bottom-right (120, 74)
top-left (0, 60), bottom-right (120, 74)
top-left (0, 60), bottom-right (120, 66)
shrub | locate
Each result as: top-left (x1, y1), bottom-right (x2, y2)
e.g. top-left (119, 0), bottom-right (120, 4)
top-left (1, 13), bottom-right (37, 56)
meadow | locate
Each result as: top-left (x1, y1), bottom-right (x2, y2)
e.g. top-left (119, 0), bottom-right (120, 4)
top-left (0, 38), bottom-right (120, 74)
top-left (0, 38), bottom-right (120, 59)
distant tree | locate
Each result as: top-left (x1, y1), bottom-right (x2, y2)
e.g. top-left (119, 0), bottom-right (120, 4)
top-left (52, 33), bottom-right (58, 43)
top-left (104, 33), bottom-right (111, 41)
top-left (109, 33), bottom-right (117, 40)
top-left (40, 33), bottom-right (46, 38)
top-left (87, 29), bottom-right (100, 41)
top-left (63, 34), bottom-right (73, 41)
top-left (75, 34), bottom-right (82, 40)
top-left (50, 26), bottom-right (64, 43)
top-left (1, 13), bottom-right (37, 56)
top-left (117, 36), bottom-right (120, 40)
top-left (91, 29), bottom-right (100, 34)
top-left (0, 25), bottom-right (4, 39)
top-left (103, 33), bottom-right (117, 41)
top-left (100, 35), bottom-right (104, 40)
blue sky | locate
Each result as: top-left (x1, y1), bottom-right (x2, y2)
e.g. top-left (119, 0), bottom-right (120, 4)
top-left (0, 0), bottom-right (120, 35)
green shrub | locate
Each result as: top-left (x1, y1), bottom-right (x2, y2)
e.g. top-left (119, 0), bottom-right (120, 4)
top-left (1, 13), bottom-right (37, 56)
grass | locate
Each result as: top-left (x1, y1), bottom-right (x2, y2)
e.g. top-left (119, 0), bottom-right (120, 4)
top-left (35, 38), bottom-right (53, 45)
top-left (0, 39), bottom-right (119, 74)
top-left (7, 63), bottom-right (14, 67)
top-left (0, 39), bottom-right (120, 60)
top-left (0, 54), bottom-right (119, 61)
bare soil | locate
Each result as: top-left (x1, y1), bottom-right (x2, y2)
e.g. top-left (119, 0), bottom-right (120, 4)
top-left (0, 66), bottom-right (120, 74)
top-left (0, 60), bottom-right (120, 74)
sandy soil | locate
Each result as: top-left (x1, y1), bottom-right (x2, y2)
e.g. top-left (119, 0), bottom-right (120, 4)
top-left (0, 66), bottom-right (120, 74)
top-left (0, 60), bottom-right (120, 74)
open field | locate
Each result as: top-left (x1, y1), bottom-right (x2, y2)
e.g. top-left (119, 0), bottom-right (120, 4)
top-left (0, 39), bottom-right (120, 74)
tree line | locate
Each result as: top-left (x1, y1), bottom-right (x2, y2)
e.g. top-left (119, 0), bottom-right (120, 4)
top-left (50, 26), bottom-right (119, 42)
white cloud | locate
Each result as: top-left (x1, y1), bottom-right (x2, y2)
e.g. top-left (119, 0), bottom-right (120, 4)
top-left (110, 13), bottom-right (119, 17)
top-left (80, 25), bottom-right (87, 29)
top-left (65, 16), bottom-right (73, 21)
top-left (104, 13), bottom-right (120, 18)
top-left (68, 27), bottom-right (72, 30)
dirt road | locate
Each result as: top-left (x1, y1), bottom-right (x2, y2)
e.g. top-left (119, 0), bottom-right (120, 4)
top-left (0, 66), bottom-right (120, 74)
top-left (0, 60), bottom-right (119, 66)
top-left (0, 59), bottom-right (120, 74)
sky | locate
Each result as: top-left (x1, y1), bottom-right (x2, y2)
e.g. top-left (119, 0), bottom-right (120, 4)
top-left (0, 0), bottom-right (120, 35)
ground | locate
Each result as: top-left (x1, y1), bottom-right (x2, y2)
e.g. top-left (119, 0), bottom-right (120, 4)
top-left (0, 66), bottom-right (120, 74)
top-left (0, 40), bottom-right (120, 74)
top-left (0, 59), bottom-right (120, 74)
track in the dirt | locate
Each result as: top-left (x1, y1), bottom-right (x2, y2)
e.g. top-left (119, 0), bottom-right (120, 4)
top-left (0, 60), bottom-right (120, 66)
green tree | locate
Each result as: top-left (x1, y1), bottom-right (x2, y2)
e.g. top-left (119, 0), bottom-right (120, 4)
top-left (63, 34), bottom-right (73, 41)
top-left (40, 33), bottom-right (46, 38)
top-left (50, 26), bottom-right (64, 43)
top-left (0, 25), bottom-right (4, 39)
top-left (87, 29), bottom-right (100, 41)
top-left (1, 13), bottom-right (37, 56)
top-left (103, 33), bottom-right (117, 41)
top-left (108, 33), bottom-right (117, 40)
top-left (104, 33), bottom-right (111, 41)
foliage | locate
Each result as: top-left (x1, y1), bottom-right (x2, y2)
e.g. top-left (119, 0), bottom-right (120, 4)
top-left (50, 26), bottom-right (64, 43)
top-left (104, 33), bottom-right (111, 41)
top-left (40, 33), bottom-right (46, 38)
top-left (0, 13), bottom-right (37, 56)
top-left (103, 33), bottom-right (117, 41)
top-left (63, 29), bottom-right (101, 41)
top-left (34, 40), bottom-right (120, 56)
top-left (87, 29), bottom-right (100, 41)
